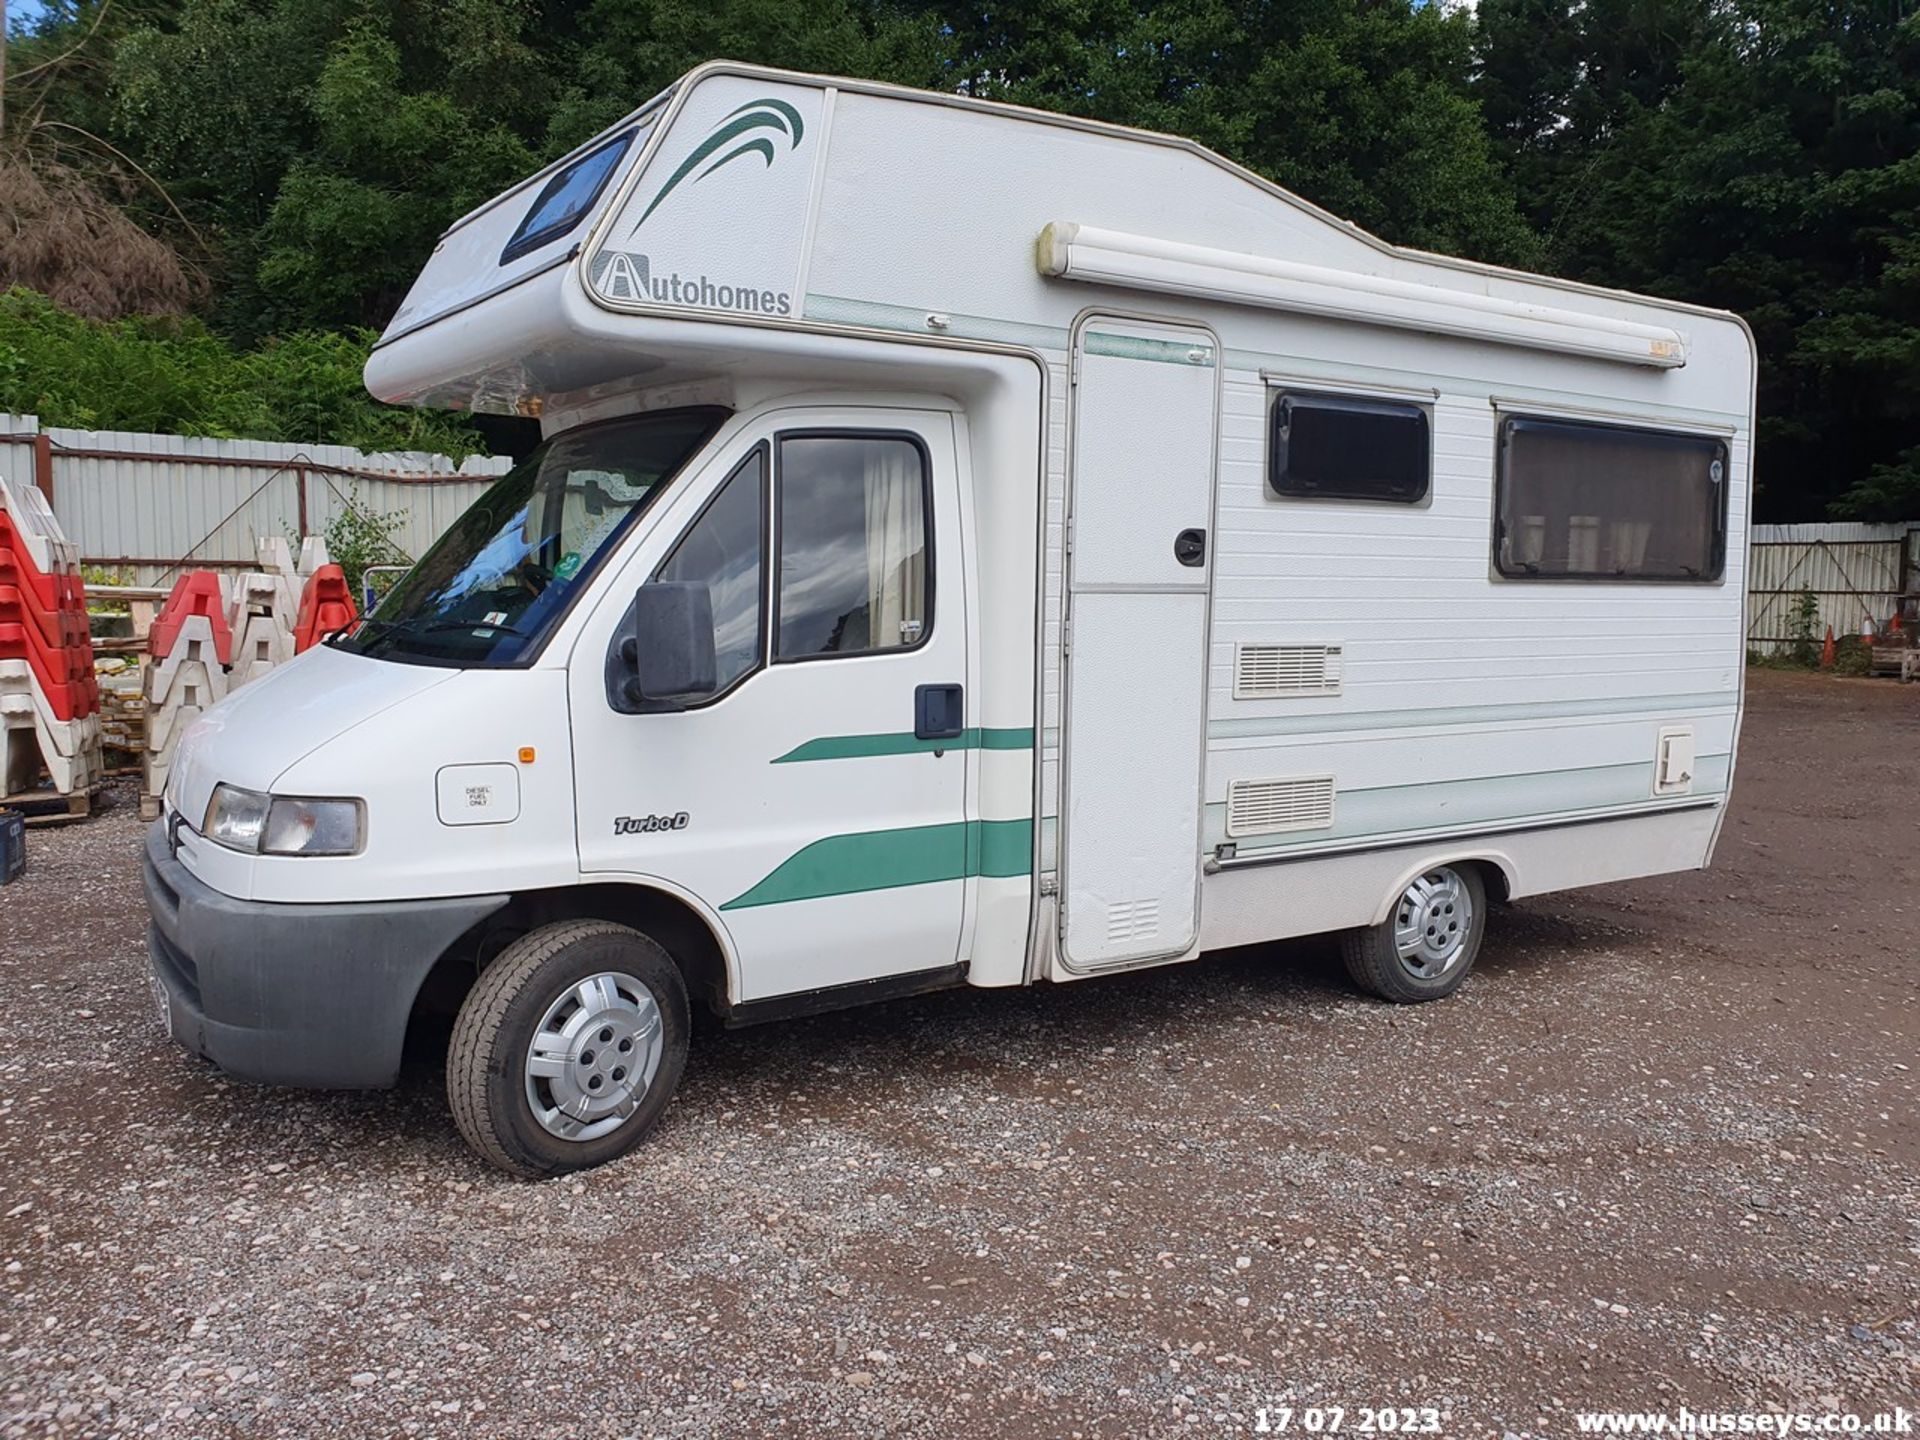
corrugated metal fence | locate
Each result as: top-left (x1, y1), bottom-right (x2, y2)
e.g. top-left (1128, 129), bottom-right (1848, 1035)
top-left (0, 413), bottom-right (512, 585)
top-left (1749, 522), bottom-right (1919, 654)
top-left (5, 413), bottom-right (1914, 654)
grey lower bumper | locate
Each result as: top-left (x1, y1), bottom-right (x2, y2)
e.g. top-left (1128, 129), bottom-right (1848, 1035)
top-left (143, 821), bottom-right (508, 1089)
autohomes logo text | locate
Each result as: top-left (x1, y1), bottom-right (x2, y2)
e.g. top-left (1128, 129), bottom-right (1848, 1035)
top-left (591, 249), bottom-right (792, 317)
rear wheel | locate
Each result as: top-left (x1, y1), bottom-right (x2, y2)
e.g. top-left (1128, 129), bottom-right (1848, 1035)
top-left (448, 920), bottom-right (689, 1178)
top-left (1340, 864), bottom-right (1487, 1003)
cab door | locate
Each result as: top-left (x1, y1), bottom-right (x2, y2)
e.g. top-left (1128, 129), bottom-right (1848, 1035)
top-left (568, 408), bottom-right (970, 1003)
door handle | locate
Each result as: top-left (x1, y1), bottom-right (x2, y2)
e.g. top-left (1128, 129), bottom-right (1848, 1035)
top-left (1174, 528), bottom-right (1207, 567)
top-left (914, 683), bottom-right (965, 741)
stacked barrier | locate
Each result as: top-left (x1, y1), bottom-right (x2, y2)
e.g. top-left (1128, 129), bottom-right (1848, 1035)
top-left (0, 473), bottom-right (104, 806)
top-left (294, 564), bottom-right (357, 654)
top-left (140, 536), bottom-right (360, 816)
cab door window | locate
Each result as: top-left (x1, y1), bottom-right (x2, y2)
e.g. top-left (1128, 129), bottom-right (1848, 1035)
top-left (652, 446), bottom-right (766, 693)
top-left (774, 434), bottom-right (931, 660)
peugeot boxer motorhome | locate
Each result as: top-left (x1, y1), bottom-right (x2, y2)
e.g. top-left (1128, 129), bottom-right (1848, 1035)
top-left (144, 63), bottom-right (1755, 1177)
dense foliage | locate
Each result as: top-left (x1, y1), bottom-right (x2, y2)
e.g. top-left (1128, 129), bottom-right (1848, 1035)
top-left (2, 0), bottom-right (1917, 516)
top-left (0, 288), bottom-right (485, 454)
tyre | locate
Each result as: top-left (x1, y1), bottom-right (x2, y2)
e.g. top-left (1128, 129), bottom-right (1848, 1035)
top-left (1340, 864), bottom-right (1487, 1004)
top-left (448, 920), bottom-right (690, 1178)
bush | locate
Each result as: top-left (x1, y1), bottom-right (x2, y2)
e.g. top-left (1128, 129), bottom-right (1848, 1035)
top-left (1784, 588), bottom-right (1822, 668)
top-left (292, 485), bottom-right (409, 599)
top-left (0, 288), bottom-right (485, 458)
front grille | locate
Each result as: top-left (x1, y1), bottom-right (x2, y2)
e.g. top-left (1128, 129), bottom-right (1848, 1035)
top-left (148, 921), bottom-right (201, 1004)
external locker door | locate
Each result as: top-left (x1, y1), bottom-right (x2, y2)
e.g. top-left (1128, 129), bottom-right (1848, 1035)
top-left (1060, 318), bottom-right (1219, 968)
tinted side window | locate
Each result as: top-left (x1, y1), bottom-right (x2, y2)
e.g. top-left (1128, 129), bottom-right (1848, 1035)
top-left (1496, 416), bottom-right (1727, 582)
top-left (653, 448), bottom-right (766, 692)
top-left (1270, 391), bottom-right (1430, 503)
top-left (775, 435), bottom-right (930, 660)
top-left (500, 129), bottom-right (635, 265)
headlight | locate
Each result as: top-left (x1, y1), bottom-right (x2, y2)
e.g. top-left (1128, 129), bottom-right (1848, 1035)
top-left (204, 784), bottom-right (271, 850)
top-left (263, 797), bottom-right (364, 856)
top-left (203, 784), bottom-right (364, 856)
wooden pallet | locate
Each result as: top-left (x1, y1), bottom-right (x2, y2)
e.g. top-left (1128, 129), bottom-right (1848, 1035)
top-left (1870, 643), bottom-right (1917, 679)
top-left (0, 785), bottom-right (98, 826)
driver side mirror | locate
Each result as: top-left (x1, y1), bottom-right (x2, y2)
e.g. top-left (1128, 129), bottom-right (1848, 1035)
top-left (609, 582), bottom-right (717, 712)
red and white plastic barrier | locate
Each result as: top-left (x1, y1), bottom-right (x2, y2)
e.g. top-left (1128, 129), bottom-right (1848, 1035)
top-left (0, 473), bottom-right (103, 800)
top-left (143, 536), bottom-right (358, 808)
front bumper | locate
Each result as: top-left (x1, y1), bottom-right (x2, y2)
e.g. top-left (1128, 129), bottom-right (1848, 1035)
top-left (143, 821), bottom-right (509, 1089)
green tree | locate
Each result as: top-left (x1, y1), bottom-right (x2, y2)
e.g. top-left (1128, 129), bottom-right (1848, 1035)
top-left (1480, 0), bottom-right (1920, 519)
top-left (111, 0), bottom-right (589, 334)
top-left (0, 286), bottom-right (486, 453)
top-left (919, 0), bottom-right (1539, 265)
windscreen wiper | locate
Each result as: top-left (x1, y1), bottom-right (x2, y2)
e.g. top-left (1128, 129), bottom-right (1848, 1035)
top-left (324, 616), bottom-right (405, 649)
top-left (416, 619), bottom-right (529, 637)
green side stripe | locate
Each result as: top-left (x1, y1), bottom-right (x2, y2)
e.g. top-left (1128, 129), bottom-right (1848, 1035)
top-left (1208, 691), bottom-right (1737, 742)
top-left (772, 728), bottom-right (1034, 763)
top-left (1083, 331), bottom-right (1215, 367)
top-left (720, 819), bottom-right (1033, 910)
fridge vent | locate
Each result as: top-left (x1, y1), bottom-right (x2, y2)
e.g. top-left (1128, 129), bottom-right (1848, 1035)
top-left (1226, 776), bottom-right (1337, 837)
top-left (1234, 643), bottom-right (1343, 698)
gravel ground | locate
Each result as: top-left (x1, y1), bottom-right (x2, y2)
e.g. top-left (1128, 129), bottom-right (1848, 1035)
top-left (2, 668), bottom-right (1916, 1438)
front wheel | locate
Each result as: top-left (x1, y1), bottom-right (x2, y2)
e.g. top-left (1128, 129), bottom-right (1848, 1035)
top-left (1340, 864), bottom-right (1487, 1003)
top-left (447, 920), bottom-right (690, 1178)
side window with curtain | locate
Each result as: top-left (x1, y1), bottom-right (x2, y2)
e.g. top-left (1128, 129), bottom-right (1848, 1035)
top-left (1495, 416), bottom-right (1727, 582)
top-left (652, 447), bottom-right (766, 692)
top-left (775, 435), bottom-right (931, 659)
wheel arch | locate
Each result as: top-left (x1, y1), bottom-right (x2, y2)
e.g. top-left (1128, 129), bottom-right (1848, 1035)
top-left (1366, 850), bottom-right (1515, 926)
top-left (408, 878), bottom-right (740, 1039)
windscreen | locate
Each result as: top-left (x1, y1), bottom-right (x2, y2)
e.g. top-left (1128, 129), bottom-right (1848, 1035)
top-left (338, 408), bottom-right (726, 667)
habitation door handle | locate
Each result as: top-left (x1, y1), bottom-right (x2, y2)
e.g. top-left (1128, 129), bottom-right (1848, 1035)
top-left (1174, 528), bottom-right (1207, 567)
top-left (914, 683), bottom-right (965, 741)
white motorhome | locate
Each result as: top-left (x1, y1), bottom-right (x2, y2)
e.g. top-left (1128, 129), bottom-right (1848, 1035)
top-left (145, 63), bottom-right (1754, 1177)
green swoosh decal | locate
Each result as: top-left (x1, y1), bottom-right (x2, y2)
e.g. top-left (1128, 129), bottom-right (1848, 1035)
top-left (633, 101), bottom-right (803, 230)
top-left (772, 728), bottom-right (1035, 764)
top-left (698, 136), bottom-right (775, 180)
top-left (720, 820), bottom-right (1033, 911)
top-left (727, 96), bottom-right (803, 146)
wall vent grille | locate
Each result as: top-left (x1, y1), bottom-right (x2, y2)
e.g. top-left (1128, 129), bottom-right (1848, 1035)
top-left (1234, 643), bottom-right (1343, 698)
top-left (1226, 775), bottom-right (1337, 837)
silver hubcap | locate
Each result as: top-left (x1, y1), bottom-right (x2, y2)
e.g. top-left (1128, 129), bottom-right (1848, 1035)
top-left (524, 971), bottom-right (663, 1142)
top-left (1393, 868), bottom-right (1474, 980)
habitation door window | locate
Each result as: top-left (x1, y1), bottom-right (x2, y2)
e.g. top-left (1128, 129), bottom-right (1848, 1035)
top-left (1495, 416), bottom-right (1727, 581)
top-left (774, 435), bottom-right (931, 659)
top-left (1269, 391), bottom-right (1430, 503)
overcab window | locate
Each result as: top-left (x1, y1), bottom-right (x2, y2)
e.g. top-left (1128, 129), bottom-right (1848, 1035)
top-left (1495, 416), bottom-right (1727, 582)
top-left (500, 129), bottom-right (636, 265)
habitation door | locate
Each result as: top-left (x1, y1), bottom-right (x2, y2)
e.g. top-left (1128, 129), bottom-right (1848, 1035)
top-left (1060, 317), bottom-right (1219, 968)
